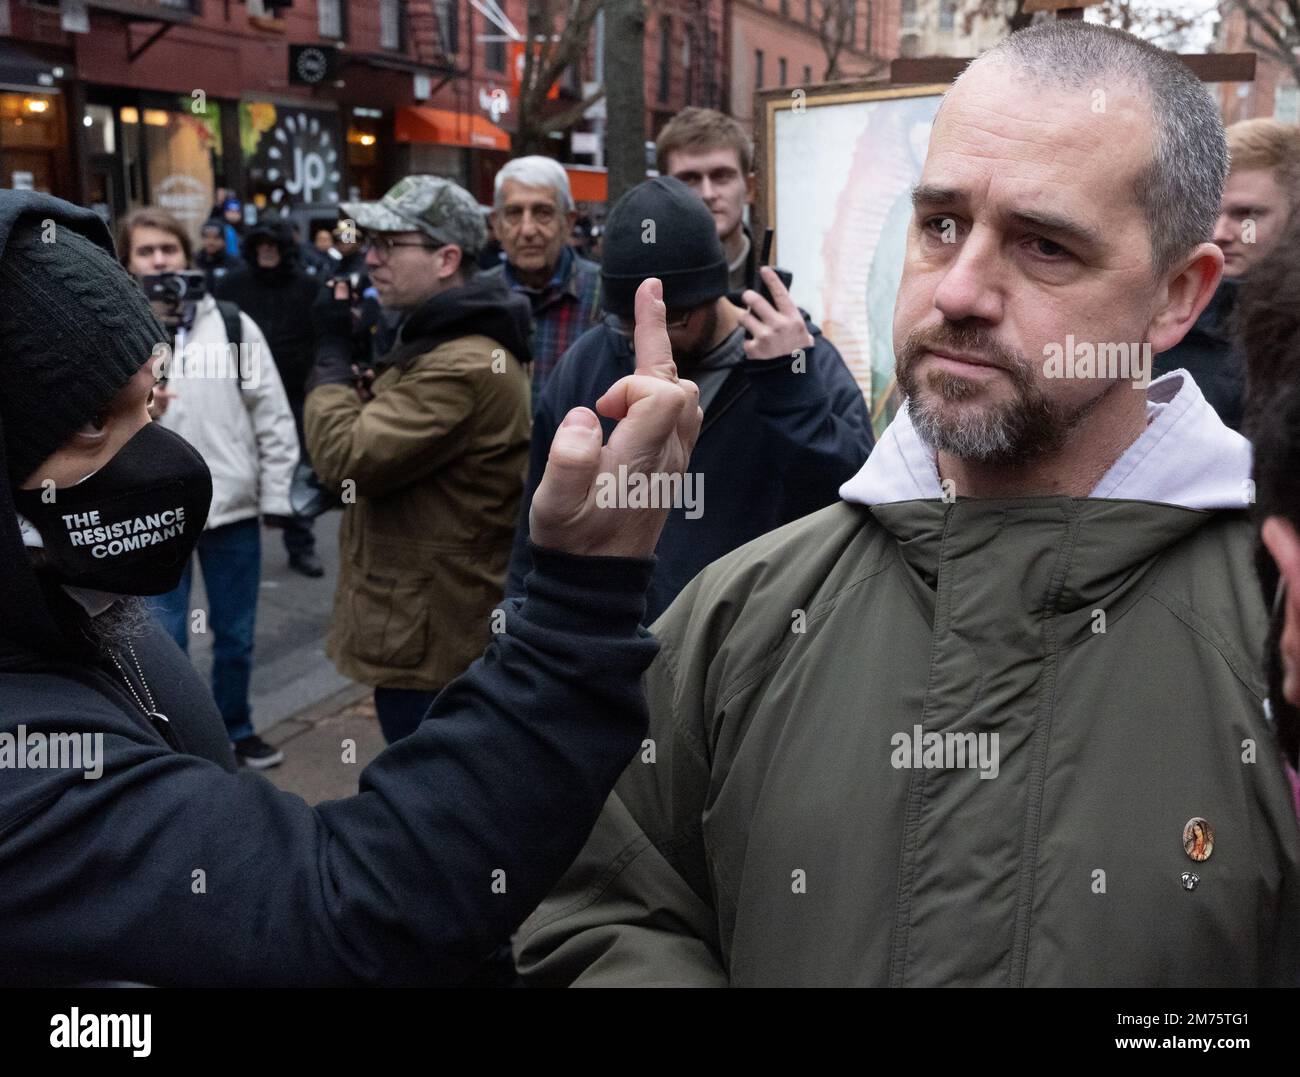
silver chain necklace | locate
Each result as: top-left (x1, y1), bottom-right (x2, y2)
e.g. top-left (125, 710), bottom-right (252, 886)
top-left (106, 640), bottom-right (172, 731)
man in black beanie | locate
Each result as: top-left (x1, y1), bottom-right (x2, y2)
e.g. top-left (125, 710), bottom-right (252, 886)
top-left (217, 219), bottom-right (327, 576)
top-left (0, 189), bottom-right (705, 985)
top-left (507, 175), bottom-right (875, 622)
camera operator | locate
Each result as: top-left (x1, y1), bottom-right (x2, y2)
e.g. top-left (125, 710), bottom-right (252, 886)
top-left (118, 208), bottom-right (299, 769)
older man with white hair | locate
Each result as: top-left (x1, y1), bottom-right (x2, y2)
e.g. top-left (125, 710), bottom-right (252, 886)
top-left (484, 156), bottom-right (602, 407)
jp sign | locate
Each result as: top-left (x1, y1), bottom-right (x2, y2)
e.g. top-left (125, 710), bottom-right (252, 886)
top-left (241, 104), bottom-right (342, 206)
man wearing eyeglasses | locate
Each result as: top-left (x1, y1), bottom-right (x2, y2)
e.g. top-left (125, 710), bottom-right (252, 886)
top-left (506, 176), bottom-right (874, 622)
top-left (305, 175), bottom-right (534, 745)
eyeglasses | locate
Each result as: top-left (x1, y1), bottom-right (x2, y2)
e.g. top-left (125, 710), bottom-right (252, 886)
top-left (364, 235), bottom-right (443, 261)
top-left (614, 307), bottom-right (696, 337)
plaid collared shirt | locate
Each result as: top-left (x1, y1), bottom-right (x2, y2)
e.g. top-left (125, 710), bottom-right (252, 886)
top-left (493, 247), bottom-right (603, 409)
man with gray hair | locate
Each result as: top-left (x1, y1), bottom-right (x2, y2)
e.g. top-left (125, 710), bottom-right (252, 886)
top-left (516, 21), bottom-right (1300, 986)
top-left (484, 156), bottom-right (602, 407)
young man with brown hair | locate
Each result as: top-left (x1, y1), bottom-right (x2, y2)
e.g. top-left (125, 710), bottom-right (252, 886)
top-left (119, 207), bottom-right (298, 769)
top-left (656, 108), bottom-right (759, 294)
top-left (1154, 118), bottom-right (1300, 429)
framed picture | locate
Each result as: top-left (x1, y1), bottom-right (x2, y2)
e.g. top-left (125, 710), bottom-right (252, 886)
top-left (755, 81), bottom-right (946, 434)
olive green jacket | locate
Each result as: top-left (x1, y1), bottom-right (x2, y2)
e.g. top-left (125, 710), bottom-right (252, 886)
top-left (516, 375), bottom-right (1300, 986)
top-left (305, 334), bottom-right (530, 691)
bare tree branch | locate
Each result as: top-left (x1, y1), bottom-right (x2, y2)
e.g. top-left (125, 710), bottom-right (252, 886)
top-left (819, 0), bottom-right (887, 82)
top-left (513, 0), bottom-right (605, 154)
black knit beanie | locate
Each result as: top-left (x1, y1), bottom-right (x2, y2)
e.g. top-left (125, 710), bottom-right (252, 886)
top-left (0, 217), bottom-right (166, 483)
top-left (600, 176), bottom-right (729, 319)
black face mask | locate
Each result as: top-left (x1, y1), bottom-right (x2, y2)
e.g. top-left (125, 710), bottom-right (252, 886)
top-left (13, 422), bottom-right (212, 596)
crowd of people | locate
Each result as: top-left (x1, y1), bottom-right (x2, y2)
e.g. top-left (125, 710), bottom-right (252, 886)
top-left (0, 18), bottom-right (1299, 986)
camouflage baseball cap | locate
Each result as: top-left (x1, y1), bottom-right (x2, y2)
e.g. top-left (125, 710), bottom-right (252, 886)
top-left (341, 175), bottom-right (486, 256)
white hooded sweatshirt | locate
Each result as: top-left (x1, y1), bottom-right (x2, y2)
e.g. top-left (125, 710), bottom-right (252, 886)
top-left (157, 294), bottom-right (298, 528)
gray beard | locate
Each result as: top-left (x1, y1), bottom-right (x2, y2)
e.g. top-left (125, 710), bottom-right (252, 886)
top-left (88, 597), bottom-right (154, 657)
top-left (906, 374), bottom-right (1109, 467)
top-left (895, 324), bottom-right (1104, 467)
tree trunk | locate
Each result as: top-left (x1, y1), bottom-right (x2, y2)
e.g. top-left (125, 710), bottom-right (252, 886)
top-left (604, 0), bottom-right (647, 207)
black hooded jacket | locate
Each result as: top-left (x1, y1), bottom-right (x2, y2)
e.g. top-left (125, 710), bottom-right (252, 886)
top-left (385, 273), bottom-right (533, 370)
top-left (308, 270), bottom-right (533, 392)
top-left (216, 223), bottom-right (326, 403)
top-left (1153, 278), bottom-right (1246, 431)
top-left (0, 192), bottom-right (658, 986)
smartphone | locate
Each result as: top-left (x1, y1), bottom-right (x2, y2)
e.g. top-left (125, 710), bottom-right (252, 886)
top-left (753, 228), bottom-right (793, 305)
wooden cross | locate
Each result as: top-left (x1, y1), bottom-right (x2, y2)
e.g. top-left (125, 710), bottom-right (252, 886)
top-left (892, 0), bottom-right (1256, 86)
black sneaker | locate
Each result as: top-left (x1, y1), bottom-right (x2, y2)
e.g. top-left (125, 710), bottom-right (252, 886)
top-left (288, 551), bottom-right (325, 578)
top-left (234, 735), bottom-right (284, 770)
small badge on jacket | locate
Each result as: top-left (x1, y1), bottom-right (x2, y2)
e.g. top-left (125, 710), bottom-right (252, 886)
top-left (1183, 817), bottom-right (1214, 862)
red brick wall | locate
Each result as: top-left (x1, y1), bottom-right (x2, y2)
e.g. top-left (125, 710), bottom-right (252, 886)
top-left (1216, 7), bottom-right (1294, 125)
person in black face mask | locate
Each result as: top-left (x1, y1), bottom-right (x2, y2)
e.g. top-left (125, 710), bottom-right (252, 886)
top-left (0, 190), bottom-right (703, 987)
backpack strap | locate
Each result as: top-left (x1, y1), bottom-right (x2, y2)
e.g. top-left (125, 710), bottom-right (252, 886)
top-left (216, 300), bottom-right (243, 388)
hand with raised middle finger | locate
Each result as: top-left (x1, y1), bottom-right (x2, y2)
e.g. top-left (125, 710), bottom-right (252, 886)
top-left (736, 265), bottom-right (814, 362)
top-left (529, 277), bottom-right (702, 560)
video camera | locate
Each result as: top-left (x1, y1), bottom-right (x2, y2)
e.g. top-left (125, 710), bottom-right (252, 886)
top-left (139, 270), bottom-right (208, 309)
top-left (326, 271), bottom-right (364, 305)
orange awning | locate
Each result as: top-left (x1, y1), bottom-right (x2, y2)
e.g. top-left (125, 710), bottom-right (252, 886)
top-left (395, 106), bottom-right (510, 151)
top-left (565, 166), bottom-right (607, 204)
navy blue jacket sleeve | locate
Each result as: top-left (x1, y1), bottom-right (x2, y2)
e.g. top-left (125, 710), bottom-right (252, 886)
top-left (505, 387), bottom-right (559, 600)
top-left (741, 330), bottom-right (875, 520)
top-left (0, 547), bottom-right (657, 986)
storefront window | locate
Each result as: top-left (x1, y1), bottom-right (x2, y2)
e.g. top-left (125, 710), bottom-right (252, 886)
top-left (84, 104), bottom-right (115, 156)
top-left (346, 108), bottom-right (384, 200)
top-left (143, 99), bottom-right (224, 239)
top-left (0, 91), bottom-right (67, 193)
top-left (83, 104), bottom-right (117, 219)
top-left (114, 98), bottom-right (224, 240)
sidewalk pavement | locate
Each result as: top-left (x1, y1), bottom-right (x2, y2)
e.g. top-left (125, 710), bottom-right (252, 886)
top-left (261, 687), bottom-right (386, 804)
top-left (181, 510), bottom-right (384, 803)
